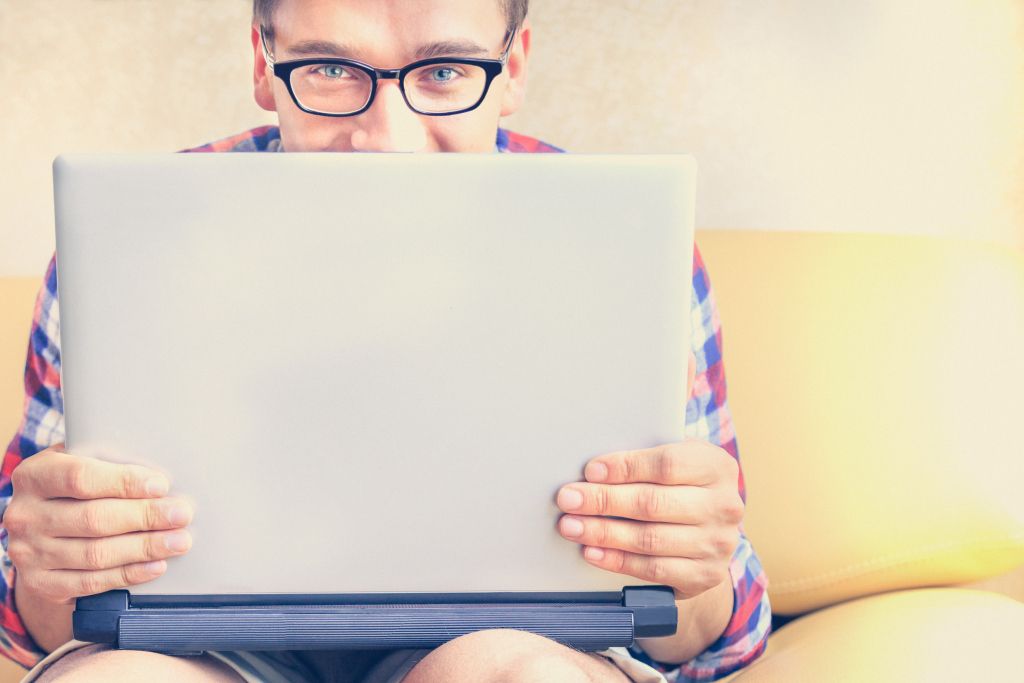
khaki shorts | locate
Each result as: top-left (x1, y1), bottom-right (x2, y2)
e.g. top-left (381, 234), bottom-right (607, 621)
top-left (22, 640), bottom-right (669, 683)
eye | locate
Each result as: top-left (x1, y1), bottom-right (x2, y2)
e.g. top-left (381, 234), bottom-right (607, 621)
top-left (314, 64), bottom-right (350, 79)
top-left (428, 66), bottom-right (461, 83)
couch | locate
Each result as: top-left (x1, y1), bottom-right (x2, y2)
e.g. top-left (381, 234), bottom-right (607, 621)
top-left (1, 230), bottom-right (1022, 681)
top-left (697, 230), bottom-right (1024, 681)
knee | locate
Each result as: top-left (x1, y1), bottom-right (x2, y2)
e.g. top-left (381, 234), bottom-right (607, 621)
top-left (498, 649), bottom-right (597, 683)
top-left (405, 629), bottom-right (597, 683)
top-left (39, 647), bottom-right (242, 682)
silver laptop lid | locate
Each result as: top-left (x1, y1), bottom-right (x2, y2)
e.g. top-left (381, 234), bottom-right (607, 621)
top-left (53, 153), bottom-right (695, 596)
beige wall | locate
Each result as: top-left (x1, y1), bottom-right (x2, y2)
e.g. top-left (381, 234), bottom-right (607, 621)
top-left (2, 0), bottom-right (1022, 277)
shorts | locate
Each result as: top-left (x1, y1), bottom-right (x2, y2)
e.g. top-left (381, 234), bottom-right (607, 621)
top-left (22, 640), bottom-right (669, 682)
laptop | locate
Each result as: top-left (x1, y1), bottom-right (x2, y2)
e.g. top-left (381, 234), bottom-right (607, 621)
top-left (53, 152), bottom-right (696, 654)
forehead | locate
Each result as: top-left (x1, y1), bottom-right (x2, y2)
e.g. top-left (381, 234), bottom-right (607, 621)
top-left (272, 0), bottom-right (507, 54)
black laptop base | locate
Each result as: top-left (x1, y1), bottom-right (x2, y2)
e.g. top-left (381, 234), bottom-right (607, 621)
top-left (74, 587), bottom-right (678, 655)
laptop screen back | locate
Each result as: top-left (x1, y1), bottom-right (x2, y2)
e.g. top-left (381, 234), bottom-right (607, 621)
top-left (53, 153), bottom-right (695, 596)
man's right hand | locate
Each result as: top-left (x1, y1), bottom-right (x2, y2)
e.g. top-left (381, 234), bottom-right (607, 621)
top-left (3, 446), bottom-right (193, 639)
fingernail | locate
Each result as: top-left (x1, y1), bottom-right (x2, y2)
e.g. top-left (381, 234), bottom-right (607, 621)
top-left (585, 462), bottom-right (608, 482)
top-left (164, 531), bottom-right (191, 552)
top-left (144, 560), bottom-right (166, 574)
top-left (145, 478), bottom-right (169, 497)
top-left (561, 517), bottom-right (584, 538)
top-left (166, 504), bottom-right (190, 526)
top-left (584, 547), bottom-right (605, 562)
top-left (558, 487), bottom-right (583, 511)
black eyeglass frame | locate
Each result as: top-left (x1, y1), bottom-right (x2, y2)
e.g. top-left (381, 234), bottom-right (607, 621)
top-left (262, 27), bottom-right (516, 118)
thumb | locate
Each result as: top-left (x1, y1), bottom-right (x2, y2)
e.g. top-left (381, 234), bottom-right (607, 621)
top-left (687, 352), bottom-right (697, 400)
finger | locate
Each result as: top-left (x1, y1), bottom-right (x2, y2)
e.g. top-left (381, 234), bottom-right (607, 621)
top-left (38, 529), bottom-right (192, 572)
top-left (687, 352), bottom-right (697, 399)
top-left (45, 561), bottom-right (169, 603)
top-left (16, 451), bottom-right (170, 501)
top-left (559, 515), bottom-right (734, 560)
top-left (42, 497), bottom-right (193, 538)
top-left (583, 443), bottom-right (718, 486)
top-left (580, 547), bottom-right (726, 597)
top-left (556, 482), bottom-right (710, 523)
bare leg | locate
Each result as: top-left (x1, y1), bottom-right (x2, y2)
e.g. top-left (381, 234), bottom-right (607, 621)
top-left (32, 645), bottom-right (244, 683)
top-left (403, 630), bottom-right (631, 683)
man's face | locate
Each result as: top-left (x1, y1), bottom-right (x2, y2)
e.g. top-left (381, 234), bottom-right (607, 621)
top-left (252, 0), bottom-right (530, 152)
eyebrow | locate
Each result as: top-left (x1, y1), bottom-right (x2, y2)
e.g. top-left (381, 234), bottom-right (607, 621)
top-left (414, 40), bottom-right (490, 60)
top-left (280, 39), bottom-right (490, 61)
top-left (283, 40), bottom-right (357, 59)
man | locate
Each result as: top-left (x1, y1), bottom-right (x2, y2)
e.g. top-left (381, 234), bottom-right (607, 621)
top-left (0, 1), bottom-right (771, 681)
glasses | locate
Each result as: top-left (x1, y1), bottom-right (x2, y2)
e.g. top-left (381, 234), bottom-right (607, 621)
top-left (261, 27), bottom-right (516, 118)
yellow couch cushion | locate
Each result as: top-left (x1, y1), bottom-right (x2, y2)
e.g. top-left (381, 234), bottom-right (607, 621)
top-left (723, 588), bottom-right (1024, 682)
top-left (696, 231), bottom-right (1024, 615)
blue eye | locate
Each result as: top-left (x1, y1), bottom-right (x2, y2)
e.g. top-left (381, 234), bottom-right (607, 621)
top-left (316, 65), bottom-right (348, 79)
top-left (430, 68), bottom-right (456, 82)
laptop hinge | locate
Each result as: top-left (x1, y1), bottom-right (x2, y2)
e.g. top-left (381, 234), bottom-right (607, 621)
top-left (623, 585), bottom-right (678, 638)
top-left (73, 586), bottom-right (678, 651)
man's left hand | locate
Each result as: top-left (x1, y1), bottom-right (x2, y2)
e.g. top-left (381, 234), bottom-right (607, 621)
top-left (556, 439), bottom-right (743, 600)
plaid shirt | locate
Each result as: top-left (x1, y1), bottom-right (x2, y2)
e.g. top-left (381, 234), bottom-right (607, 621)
top-left (0, 126), bottom-right (770, 680)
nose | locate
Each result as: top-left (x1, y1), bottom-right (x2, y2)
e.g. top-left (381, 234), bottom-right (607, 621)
top-left (349, 81), bottom-right (429, 153)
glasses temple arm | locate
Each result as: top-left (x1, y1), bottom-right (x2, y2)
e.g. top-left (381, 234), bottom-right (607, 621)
top-left (259, 24), bottom-right (276, 66)
top-left (500, 27), bottom-right (518, 64)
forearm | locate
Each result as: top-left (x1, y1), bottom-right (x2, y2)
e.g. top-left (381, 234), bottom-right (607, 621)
top-left (635, 576), bottom-right (733, 665)
top-left (14, 582), bottom-right (73, 654)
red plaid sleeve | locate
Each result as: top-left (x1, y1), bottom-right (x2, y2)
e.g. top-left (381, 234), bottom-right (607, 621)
top-left (1, 255), bottom-right (63, 667)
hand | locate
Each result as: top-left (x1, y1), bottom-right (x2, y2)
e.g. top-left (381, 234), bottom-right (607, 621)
top-left (555, 354), bottom-right (743, 599)
top-left (3, 446), bottom-right (194, 606)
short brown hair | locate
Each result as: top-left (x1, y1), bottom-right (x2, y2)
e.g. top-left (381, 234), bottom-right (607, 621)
top-left (253, 0), bottom-right (528, 43)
